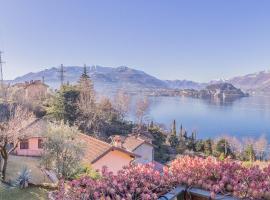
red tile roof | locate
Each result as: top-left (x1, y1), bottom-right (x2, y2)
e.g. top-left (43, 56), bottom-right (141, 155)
top-left (77, 133), bottom-right (138, 164)
top-left (122, 135), bottom-right (153, 151)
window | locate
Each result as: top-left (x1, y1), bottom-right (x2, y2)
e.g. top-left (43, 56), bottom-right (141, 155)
top-left (38, 139), bottom-right (43, 149)
top-left (20, 139), bottom-right (29, 149)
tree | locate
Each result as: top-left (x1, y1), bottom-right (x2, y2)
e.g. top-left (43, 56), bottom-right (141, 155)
top-left (195, 140), bottom-right (205, 152)
top-left (168, 134), bottom-right (179, 149)
top-left (113, 90), bottom-right (131, 119)
top-left (135, 97), bottom-right (150, 128)
top-left (254, 135), bottom-right (268, 161)
top-left (41, 122), bottom-right (85, 179)
top-left (48, 85), bottom-right (80, 125)
top-left (215, 138), bottom-right (232, 157)
top-left (76, 66), bottom-right (97, 133)
top-left (0, 106), bottom-right (35, 180)
top-left (148, 126), bottom-right (169, 162)
top-left (222, 135), bottom-right (242, 158)
top-left (204, 139), bottom-right (213, 156)
top-left (243, 144), bottom-right (256, 162)
top-left (171, 120), bottom-right (177, 136)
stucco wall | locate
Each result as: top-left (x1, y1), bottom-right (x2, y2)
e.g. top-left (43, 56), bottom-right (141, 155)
top-left (15, 137), bottom-right (43, 156)
top-left (133, 143), bottom-right (153, 164)
top-left (92, 150), bottom-right (133, 174)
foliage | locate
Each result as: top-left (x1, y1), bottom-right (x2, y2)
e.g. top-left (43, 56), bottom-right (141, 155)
top-left (0, 105), bottom-right (35, 180)
top-left (15, 167), bottom-right (31, 189)
top-left (243, 144), bottom-right (256, 162)
top-left (56, 156), bottom-right (270, 200)
top-left (55, 164), bottom-right (172, 200)
top-left (70, 164), bottom-right (101, 180)
top-left (41, 122), bottom-right (85, 179)
top-left (204, 139), bottom-right (213, 156)
top-left (195, 139), bottom-right (205, 152)
top-left (215, 138), bottom-right (233, 157)
top-left (48, 85), bottom-right (80, 125)
top-left (148, 126), bottom-right (170, 163)
top-left (170, 156), bottom-right (270, 199)
top-left (168, 134), bottom-right (179, 149)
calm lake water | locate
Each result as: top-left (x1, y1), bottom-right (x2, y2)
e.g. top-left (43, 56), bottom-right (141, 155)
top-left (144, 95), bottom-right (270, 141)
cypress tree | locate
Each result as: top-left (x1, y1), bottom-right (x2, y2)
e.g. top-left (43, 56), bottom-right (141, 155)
top-left (172, 120), bottom-right (177, 136)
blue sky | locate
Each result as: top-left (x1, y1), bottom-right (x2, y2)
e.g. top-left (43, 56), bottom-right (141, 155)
top-left (0, 0), bottom-right (270, 82)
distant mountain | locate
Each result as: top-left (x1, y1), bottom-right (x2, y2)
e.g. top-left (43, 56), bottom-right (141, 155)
top-left (228, 70), bottom-right (270, 93)
top-left (10, 66), bottom-right (169, 93)
top-left (165, 80), bottom-right (205, 90)
top-left (9, 66), bottom-right (270, 94)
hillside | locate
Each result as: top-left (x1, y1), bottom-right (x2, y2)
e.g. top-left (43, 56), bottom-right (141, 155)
top-left (10, 66), bottom-right (168, 93)
top-left (8, 66), bottom-right (270, 94)
top-left (228, 70), bottom-right (270, 93)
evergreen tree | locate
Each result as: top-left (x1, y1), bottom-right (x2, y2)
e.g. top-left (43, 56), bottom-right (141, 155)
top-left (48, 85), bottom-right (80, 124)
top-left (169, 134), bottom-right (179, 149)
top-left (215, 138), bottom-right (232, 157)
top-left (243, 144), bottom-right (256, 162)
top-left (172, 120), bottom-right (177, 136)
top-left (149, 121), bottom-right (154, 129)
top-left (204, 139), bottom-right (213, 156)
top-left (179, 124), bottom-right (184, 141)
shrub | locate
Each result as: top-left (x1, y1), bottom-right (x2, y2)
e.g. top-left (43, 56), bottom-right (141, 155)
top-left (15, 167), bottom-right (31, 189)
top-left (69, 164), bottom-right (101, 180)
top-left (56, 156), bottom-right (270, 200)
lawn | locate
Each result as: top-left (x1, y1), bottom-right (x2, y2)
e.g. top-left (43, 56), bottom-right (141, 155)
top-left (0, 155), bottom-right (52, 200)
top-left (0, 183), bottom-right (48, 200)
top-left (6, 155), bottom-right (52, 184)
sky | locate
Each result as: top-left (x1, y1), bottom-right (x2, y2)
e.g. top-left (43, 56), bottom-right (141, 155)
top-left (0, 0), bottom-right (270, 82)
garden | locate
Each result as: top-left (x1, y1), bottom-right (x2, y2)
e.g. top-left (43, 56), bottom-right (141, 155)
top-left (54, 156), bottom-right (270, 200)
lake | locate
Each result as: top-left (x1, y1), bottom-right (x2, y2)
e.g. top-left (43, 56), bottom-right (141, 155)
top-left (144, 95), bottom-right (270, 141)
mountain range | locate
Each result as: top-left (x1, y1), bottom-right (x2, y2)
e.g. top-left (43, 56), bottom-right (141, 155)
top-left (8, 66), bottom-right (270, 94)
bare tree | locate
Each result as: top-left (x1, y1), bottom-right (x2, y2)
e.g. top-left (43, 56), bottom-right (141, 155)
top-left (0, 105), bottom-right (35, 180)
top-left (113, 89), bottom-right (131, 119)
top-left (76, 69), bottom-right (97, 133)
top-left (222, 135), bottom-right (242, 156)
top-left (254, 135), bottom-right (268, 161)
top-left (135, 97), bottom-right (150, 128)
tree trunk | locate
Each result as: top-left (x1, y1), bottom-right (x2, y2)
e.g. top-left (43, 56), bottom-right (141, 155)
top-left (2, 156), bottom-right (8, 181)
top-left (1, 149), bottom-right (8, 181)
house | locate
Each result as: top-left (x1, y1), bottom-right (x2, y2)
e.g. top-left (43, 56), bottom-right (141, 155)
top-left (111, 134), bottom-right (154, 164)
top-left (14, 119), bottom-right (139, 173)
top-left (14, 118), bottom-right (47, 156)
top-left (9, 80), bottom-right (50, 102)
top-left (78, 133), bottom-right (139, 173)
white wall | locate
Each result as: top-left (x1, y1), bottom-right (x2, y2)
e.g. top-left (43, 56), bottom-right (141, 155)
top-left (133, 143), bottom-right (153, 164)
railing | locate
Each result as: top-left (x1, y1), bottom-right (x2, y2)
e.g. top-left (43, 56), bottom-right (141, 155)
top-left (159, 186), bottom-right (238, 200)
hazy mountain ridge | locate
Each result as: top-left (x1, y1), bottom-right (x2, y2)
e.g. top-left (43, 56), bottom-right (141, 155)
top-left (9, 66), bottom-right (168, 93)
top-left (8, 66), bottom-right (270, 94)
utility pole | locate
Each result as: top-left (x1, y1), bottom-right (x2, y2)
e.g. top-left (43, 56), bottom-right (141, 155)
top-left (58, 64), bottom-right (65, 87)
top-left (0, 51), bottom-right (5, 100)
top-left (0, 51), bottom-right (4, 90)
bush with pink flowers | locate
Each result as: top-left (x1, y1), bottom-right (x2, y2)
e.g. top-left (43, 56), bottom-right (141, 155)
top-left (55, 156), bottom-right (270, 200)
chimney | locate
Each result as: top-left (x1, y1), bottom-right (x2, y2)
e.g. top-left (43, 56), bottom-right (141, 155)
top-left (112, 135), bottom-right (122, 148)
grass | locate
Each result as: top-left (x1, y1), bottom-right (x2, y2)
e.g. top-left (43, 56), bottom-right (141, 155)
top-left (6, 155), bottom-right (51, 184)
top-left (0, 155), bottom-right (52, 200)
top-left (0, 183), bottom-right (48, 200)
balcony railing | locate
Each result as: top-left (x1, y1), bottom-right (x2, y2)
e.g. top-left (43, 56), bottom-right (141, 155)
top-left (159, 186), bottom-right (238, 200)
